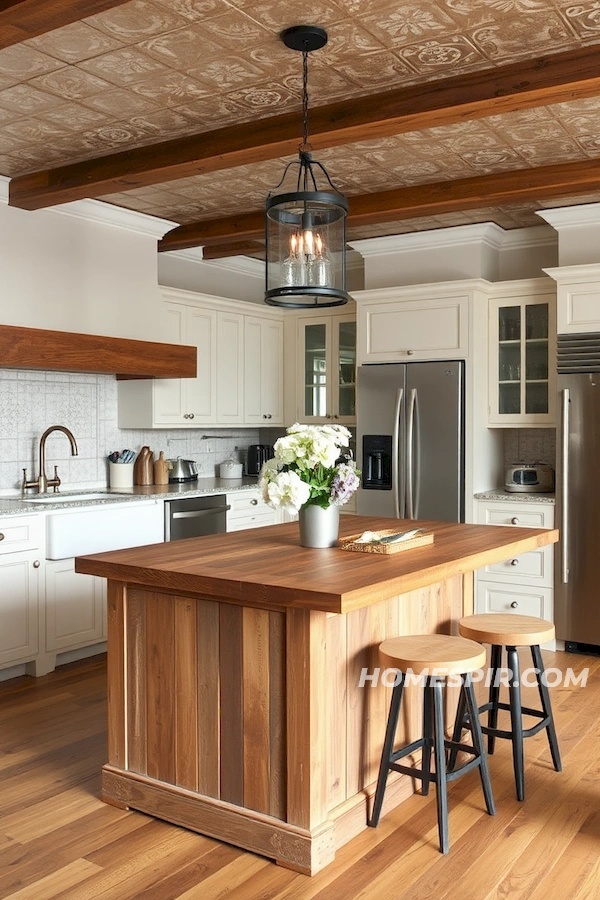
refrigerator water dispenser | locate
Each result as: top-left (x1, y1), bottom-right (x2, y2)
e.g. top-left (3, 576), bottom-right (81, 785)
top-left (362, 435), bottom-right (392, 490)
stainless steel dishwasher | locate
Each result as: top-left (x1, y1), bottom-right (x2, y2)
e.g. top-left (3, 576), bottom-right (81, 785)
top-left (164, 494), bottom-right (230, 540)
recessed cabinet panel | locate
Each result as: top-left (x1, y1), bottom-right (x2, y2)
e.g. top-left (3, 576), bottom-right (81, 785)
top-left (0, 553), bottom-right (39, 665)
top-left (244, 316), bottom-right (283, 425)
top-left (46, 559), bottom-right (103, 652)
top-left (217, 312), bottom-right (244, 424)
top-left (359, 297), bottom-right (468, 363)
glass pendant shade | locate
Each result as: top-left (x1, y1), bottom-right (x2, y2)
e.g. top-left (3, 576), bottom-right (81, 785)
top-left (264, 26), bottom-right (350, 309)
top-left (266, 180), bottom-right (348, 308)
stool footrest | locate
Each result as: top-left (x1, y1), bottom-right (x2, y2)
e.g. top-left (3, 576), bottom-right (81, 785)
top-left (470, 701), bottom-right (551, 740)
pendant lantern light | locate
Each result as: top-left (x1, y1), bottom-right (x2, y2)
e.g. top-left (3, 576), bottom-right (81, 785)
top-left (265, 25), bottom-right (349, 308)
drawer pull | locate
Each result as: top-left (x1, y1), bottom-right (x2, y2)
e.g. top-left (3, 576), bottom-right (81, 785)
top-left (250, 498), bottom-right (258, 506)
top-left (510, 558), bottom-right (519, 566)
top-left (0, 532), bottom-right (4, 541)
top-left (511, 517), bottom-right (519, 525)
top-left (510, 601), bottom-right (519, 609)
top-left (33, 559), bottom-right (41, 568)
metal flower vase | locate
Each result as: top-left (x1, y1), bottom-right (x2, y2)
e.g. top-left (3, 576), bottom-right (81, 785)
top-left (298, 503), bottom-right (339, 548)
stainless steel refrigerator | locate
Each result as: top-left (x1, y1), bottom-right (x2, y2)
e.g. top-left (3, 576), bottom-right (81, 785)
top-left (356, 361), bottom-right (465, 523)
top-left (555, 333), bottom-right (600, 648)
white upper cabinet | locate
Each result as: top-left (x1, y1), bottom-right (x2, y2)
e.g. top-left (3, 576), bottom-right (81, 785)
top-left (118, 290), bottom-right (284, 428)
top-left (244, 316), bottom-right (284, 425)
top-left (355, 288), bottom-right (469, 364)
top-left (296, 313), bottom-right (356, 424)
top-left (544, 264), bottom-right (600, 335)
top-left (487, 283), bottom-right (556, 427)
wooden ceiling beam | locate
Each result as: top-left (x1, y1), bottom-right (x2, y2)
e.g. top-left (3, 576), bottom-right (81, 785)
top-left (201, 242), bottom-right (265, 261)
top-left (158, 157), bottom-right (600, 253)
top-left (0, 1), bottom-right (133, 50)
top-left (10, 44), bottom-right (600, 211)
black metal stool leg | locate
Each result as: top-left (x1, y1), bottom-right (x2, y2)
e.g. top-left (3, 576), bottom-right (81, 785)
top-left (447, 682), bottom-right (467, 773)
top-left (487, 644), bottom-right (502, 755)
top-left (463, 674), bottom-right (495, 817)
top-left (421, 679), bottom-right (433, 796)
top-left (369, 675), bottom-right (405, 827)
top-left (531, 644), bottom-right (562, 772)
top-left (507, 645), bottom-right (525, 801)
top-left (432, 678), bottom-right (449, 854)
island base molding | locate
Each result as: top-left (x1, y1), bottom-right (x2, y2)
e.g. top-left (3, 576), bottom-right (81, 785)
top-left (101, 764), bottom-right (415, 876)
top-left (101, 766), bottom-right (336, 875)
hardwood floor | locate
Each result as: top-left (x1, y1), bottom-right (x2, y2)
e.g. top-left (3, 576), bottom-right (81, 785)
top-left (0, 649), bottom-right (599, 899)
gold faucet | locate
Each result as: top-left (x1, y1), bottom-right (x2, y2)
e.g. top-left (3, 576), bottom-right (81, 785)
top-left (22, 425), bottom-right (79, 494)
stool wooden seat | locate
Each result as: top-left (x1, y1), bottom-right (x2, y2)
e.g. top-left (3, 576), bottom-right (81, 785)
top-left (369, 634), bottom-right (495, 854)
top-left (454, 613), bottom-right (561, 802)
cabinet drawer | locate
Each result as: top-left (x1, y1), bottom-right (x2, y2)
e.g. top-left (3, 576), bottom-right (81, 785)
top-left (477, 502), bottom-right (554, 530)
top-left (480, 545), bottom-right (553, 587)
top-left (227, 491), bottom-right (267, 516)
top-left (476, 581), bottom-right (552, 621)
top-left (0, 516), bottom-right (40, 554)
top-left (228, 514), bottom-right (276, 531)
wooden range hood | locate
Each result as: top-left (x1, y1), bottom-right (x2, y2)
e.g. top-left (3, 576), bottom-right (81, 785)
top-left (0, 324), bottom-right (196, 380)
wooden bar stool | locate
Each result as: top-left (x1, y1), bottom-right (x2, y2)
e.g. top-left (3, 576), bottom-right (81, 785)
top-left (368, 634), bottom-right (495, 854)
top-left (455, 614), bottom-right (562, 802)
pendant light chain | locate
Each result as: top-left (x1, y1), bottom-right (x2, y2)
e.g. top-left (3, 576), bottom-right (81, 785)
top-left (301, 49), bottom-right (310, 152)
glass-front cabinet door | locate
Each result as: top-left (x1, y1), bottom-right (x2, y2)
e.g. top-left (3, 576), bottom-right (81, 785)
top-left (488, 295), bottom-right (556, 426)
top-left (298, 314), bottom-right (356, 424)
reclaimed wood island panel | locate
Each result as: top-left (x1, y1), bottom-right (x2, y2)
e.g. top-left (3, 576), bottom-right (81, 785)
top-left (75, 515), bottom-right (558, 875)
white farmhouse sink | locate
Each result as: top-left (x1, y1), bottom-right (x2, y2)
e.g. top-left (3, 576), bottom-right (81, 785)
top-left (22, 492), bottom-right (131, 504)
top-left (45, 499), bottom-right (164, 559)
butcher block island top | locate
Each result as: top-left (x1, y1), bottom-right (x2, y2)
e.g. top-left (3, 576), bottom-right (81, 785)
top-left (75, 514), bottom-right (558, 615)
top-left (74, 515), bottom-right (558, 876)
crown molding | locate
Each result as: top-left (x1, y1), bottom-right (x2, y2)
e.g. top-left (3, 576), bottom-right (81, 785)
top-left (1, 176), bottom-right (175, 238)
top-left (537, 202), bottom-right (600, 229)
top-left (349, 222), bottom-right (556, 257)
top-left (172, 249), bottom-right (264, 278)
top-left (544, 262), bottom-right (600, 283)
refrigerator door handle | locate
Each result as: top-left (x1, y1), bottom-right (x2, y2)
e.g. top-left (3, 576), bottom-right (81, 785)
top-left (392, 387), bottom-right (404, 518)
top-left (560, 388), bottom-right (570, 584)
top-left (406, 388), bottom-right (417, 520)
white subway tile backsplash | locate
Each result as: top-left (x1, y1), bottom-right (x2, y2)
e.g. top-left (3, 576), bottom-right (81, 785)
top-left (0, 369), bottom-right (262, 492)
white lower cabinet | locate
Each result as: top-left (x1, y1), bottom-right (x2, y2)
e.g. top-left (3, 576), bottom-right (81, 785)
top-left (226, 490), bottom-right (277, 531)
top-left (0, 515), bottom-right (41, 668)
top-left (45, 559), bottom-right (105, 653)
top-left (475, 499), bottom-right (555, 632)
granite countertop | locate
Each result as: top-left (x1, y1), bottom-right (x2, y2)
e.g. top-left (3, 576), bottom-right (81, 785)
top-left (0, 476), bottom-right (260, 516)
top-left (474, 490), bottom-right (555, 504)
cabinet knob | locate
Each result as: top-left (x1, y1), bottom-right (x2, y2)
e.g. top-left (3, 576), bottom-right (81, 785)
top-left (0, 533), bottom-right (4, 541)
top-left (250, 499), bottom-right (258, 506)
top-left (183, 413), bottom-right (189, 419)
top-left (511, 517), bottom-right (519, 525)
top-left (407, 349), bottom-right (414, 356)
top-left (189, 413), bottom-right (194, 419)
top-left (510, 601), bottom-right (519, 609)
top-left (33, 559), bottom-right (41, 568)
top-left (510, 558), bottom-right (519, 566)
top-left (267, 414), bottom-right (272, 419)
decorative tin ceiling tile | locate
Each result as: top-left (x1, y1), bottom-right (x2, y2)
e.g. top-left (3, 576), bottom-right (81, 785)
top-left (0, 83), bottom-right (64, 114)
top-left (29, 68), bottom-right (113, 101)
top-left (139, 26), bottom-right (226, 69)
top-left (561, 1), bottom-right (600, 38)
top-left (470, 13), bottom-right (578, 60)
top-left (0, 45), bottom-right (65, 79)
top-left (398, 35), bottom-right (487, 73)
top-left (229, 0), bottom-right (346, 30)
top-left (78, 47), bottom-right (171, 85)
top-left (359, 2), bottom-right (461, 47)
top-left (197, 9), bottom-right (272, 50)
top-left (187, 56), bottom-right (267, 92)
top-left (38, 103), bottom-right (109, 131)
top-left (129, 70), bottom-right (211, 105)
top-left (28, 22), bottom-right (125, 64)
top-left (515, 138), bottom-right (587, 164)
top-left (82, 87), bottom-right (159, 116)
top-left (153, 0), bottom-right (231, 20)
top-left (82, 1), bottom-right (188, 43)
top-left (333, 50), bottom-right (416, 87)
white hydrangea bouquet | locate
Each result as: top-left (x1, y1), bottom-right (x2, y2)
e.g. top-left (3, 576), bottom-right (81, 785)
top-left (259, 423), bottom-right (361, 514)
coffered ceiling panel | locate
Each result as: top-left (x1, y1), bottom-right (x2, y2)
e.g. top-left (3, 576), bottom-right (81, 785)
top-left (3, 0), bottom-right (600, 251)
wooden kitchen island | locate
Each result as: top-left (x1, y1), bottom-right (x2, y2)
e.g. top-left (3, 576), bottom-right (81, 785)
top-left (75, 515), bottom-right (558, 875)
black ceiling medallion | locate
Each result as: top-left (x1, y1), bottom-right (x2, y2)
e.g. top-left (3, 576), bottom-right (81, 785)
top-left (264, 25), bottom-right (349, 309)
